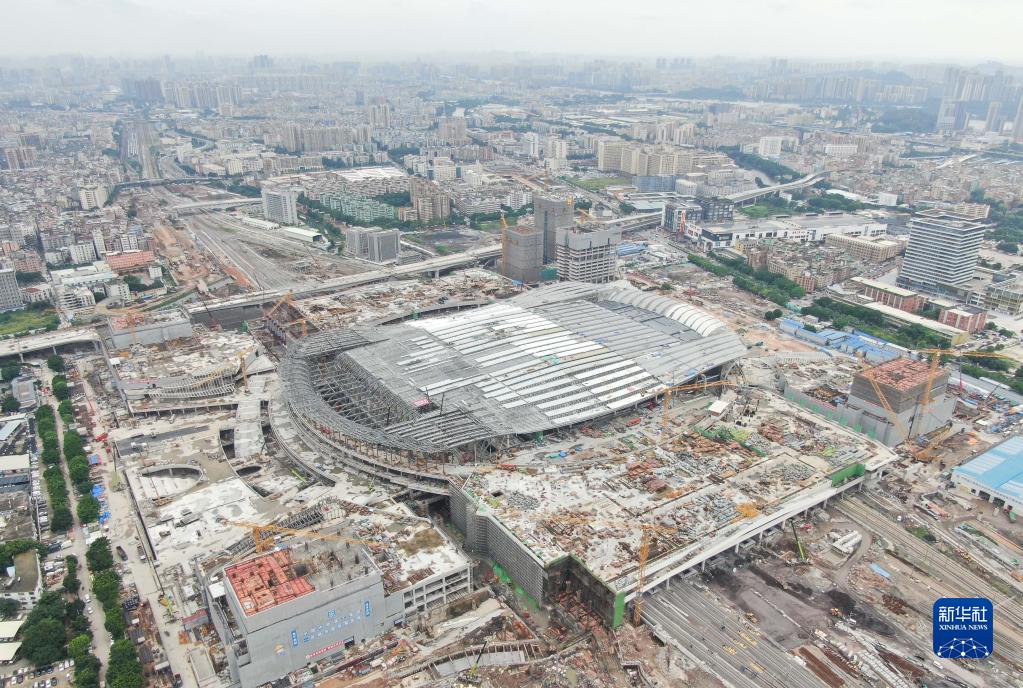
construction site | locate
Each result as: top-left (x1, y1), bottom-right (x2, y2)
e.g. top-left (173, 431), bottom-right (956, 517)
top-left (58, 235), bottom-right (1023, 688)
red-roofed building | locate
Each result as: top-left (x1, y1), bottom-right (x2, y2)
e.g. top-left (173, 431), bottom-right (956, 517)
top-left (106, 250), bottom-right (155, 273)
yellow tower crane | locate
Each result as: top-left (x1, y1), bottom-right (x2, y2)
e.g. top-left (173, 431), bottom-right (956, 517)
top-left (221, 518), bottom-right (380, 554)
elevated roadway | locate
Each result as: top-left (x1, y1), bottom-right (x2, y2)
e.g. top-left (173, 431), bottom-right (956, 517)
top-left (0, 327), bottom-right (100, 359)
top-left (725, 172), bottom-right (828, 205)
top-left (171, 198), bottom-right (262, 215)
top-left (185, 244), bottom-right (502, 326)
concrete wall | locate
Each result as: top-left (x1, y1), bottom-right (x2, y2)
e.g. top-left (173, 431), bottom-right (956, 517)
top-left (110, 318), bottom-right (194, 350)
top-left (221, 570), bottom-right (391, 687)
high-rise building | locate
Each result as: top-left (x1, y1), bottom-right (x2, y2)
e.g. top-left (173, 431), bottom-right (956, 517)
top-left (0, 269), bottom-right (24, 312)
top-left (936, 99), bottom-right (969, 133)
top-left (78, 185), bottom-right (108, 210)
top-left (985, 102), bottom-right (1002, 133)
top-left (1014, 100), bottom-right (1023, 143)
top-left (555, 227), bottom-right (621, 284)
top-left (409, 177), bottom-right (450, 223)
top-left (438, 116), bottom-right (468, 144)
top-left (502, 226), bottom-right (543, 284)
top-left (261, 187), bottom-right (300, 225)
top-left (533, 195), bottom-right (575, 264)
top-left (897, 210), bottom-right (986, 296)
top-left (368, 103), bottom-right (391, 128)
top-left (521, 133), bottom-right (540, 158)
top-left (757, 137), bottom-right (784, 158)
top-left (342, 227), bottom-right (400, 263)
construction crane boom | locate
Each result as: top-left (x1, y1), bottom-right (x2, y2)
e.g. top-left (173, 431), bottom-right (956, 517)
top-left (222, 518), bottom-right (378, 553)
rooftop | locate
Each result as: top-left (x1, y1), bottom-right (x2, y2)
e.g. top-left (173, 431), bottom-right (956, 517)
top-left (850, 276), bottom-right (918, 298)
top-left (859, 357), bottom-right (934, 391)
top-left (0, 454), bottom-right (30, 472)
top-left (226, 548), bottom-right (318, 616)
top-left (953, 435), bottom-right (1023, 503)
top-left (458, 390), bottom-right (890, 587)
top-left (281, 282), bottom-right (746, 452)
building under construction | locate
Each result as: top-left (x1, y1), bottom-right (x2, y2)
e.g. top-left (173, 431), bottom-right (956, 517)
top-left (274, 281), bottom-right (746, 492)
top-left (845, 357), bottom-right (955, 446)
top-left (200, 506), bottom-right (470, 687)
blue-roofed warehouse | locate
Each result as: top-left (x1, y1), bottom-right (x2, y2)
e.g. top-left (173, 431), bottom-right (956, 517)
top-left (951, 435), bottom-right (1023, 512)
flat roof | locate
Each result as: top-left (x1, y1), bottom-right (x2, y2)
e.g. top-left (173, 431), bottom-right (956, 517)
top-left (859, 358), bottom-right (933, 391)
top-left (0, 642), bottom-right (19, 662)
top-left (860, 301), bottom-right (967, 338)
top-left (850, 276), bottom-right (917, 298)
top-left (953, 436), bottom-right (1023, 503)
top-left (334, 166), bottom-right (405, 181)
top-left (0, 619), bottom-right (24, 640)
top-left (0, 455), bottom-right (30, 472)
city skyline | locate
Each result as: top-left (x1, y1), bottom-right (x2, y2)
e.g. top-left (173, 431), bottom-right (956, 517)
top-left (2, 0), bottom-right (1021, 63)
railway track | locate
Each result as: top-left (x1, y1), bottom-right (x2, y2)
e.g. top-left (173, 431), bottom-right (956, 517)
top-left (837, 496), bottom-right (1023, 668)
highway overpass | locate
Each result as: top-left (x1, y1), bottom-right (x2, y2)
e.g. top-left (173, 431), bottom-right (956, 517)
top-left (171, 198), bottom-right (262, 215)
top-left (0, 328), bottom-right (101, 359)
top-left (185, 244), bottom-right (502, 327)
top-left (724, 172), bottom-right (828, 205)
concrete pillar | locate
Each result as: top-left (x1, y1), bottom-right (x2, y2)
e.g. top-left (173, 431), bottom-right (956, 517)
top-left (700, 560), bottom-right (706, 572)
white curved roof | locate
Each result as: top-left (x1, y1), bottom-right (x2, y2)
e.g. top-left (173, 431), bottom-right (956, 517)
top-left (600, 287), bottom-right (726, 336)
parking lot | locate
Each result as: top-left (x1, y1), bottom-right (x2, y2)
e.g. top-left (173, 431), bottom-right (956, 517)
top-left (1, 659), bottom-right (75, 688)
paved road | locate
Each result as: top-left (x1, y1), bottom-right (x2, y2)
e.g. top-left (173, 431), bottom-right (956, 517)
top-left (837, 495), bottom-right (1023, 668)
top-left (75, 362), bottom-right (200, 688)
top-left (43, 367), bottom-right (112, 681)
top-left (643, 581), bottom-right (825, 688)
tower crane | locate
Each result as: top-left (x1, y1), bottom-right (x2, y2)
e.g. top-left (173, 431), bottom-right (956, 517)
top-left (220, 518), bottom-right (379, 554)
top-left (859, 349), bottom-right (1021, 461)
top-left (486, 507), bottom-right (761, 625)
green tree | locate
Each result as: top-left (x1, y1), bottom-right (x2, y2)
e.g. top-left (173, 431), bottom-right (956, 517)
top-left (46, 355), bottom-right (65, 373)
top-left (50, 505), bottom-right (73, 532)
top-left (68, 634), bottom-right (92, 660)
top-left (63, 431), bottom-right (84, 458)
top-left (1, 364), bottom-right (21, 381)
top-left (91, 570), bottom-right (121, 608)
top-left (74, 665), bottom-right (99, 688)
top-left (63, 570), bottom-right (81, 594)
top-left (107, 640), bottom-right (144, 688)
top-left (86, 538), bottom-right (114, 572)
top-left (69, 456), bottom-right (91, 493)
top-left (0, 539), bottom-right (44, 568)
top-left (104, 612), bottom-right (126, 639)
top-left (77, 495), bottom-right (100, 523)
top-left (19, 617), bottom-right (65, 666)
top-left (1, 396), bottom-right (19, 412)
top-left (0, 597), bottom-right (20, 618)
top-left (997, 241), bottom-right (1019, 255)
top-left (52, 379), bottom-right (69, 401)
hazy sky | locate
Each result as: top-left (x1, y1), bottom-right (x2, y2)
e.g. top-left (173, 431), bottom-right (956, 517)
top-left (3, 0), bottom-right (1018, 63)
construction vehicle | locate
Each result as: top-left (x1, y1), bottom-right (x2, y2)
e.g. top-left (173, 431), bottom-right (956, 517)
top-left (790, 521), bottom-right (807, 562)
top-left (467, 638), bottom-right (490, 679)
top-left (220, 518), bottom-right (379, 554)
